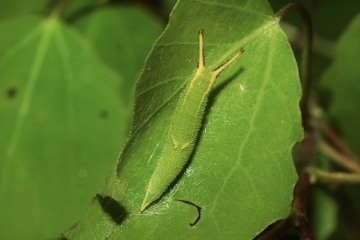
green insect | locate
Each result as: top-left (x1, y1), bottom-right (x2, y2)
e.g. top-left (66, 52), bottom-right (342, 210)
top-left (141, 29), bottom-right (244, 211)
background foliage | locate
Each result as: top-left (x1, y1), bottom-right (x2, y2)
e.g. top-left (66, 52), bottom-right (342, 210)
top-left (0, 0), bottom-right (360, 239)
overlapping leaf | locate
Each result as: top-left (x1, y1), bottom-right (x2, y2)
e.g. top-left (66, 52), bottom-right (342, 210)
top-left (0, 15), bottom-right (126, 239)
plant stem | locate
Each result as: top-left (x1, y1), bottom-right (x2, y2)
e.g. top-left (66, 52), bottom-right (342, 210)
top-left (292, 132), bottom-right (316, 237)
top-left (318, 140), bottom-right (360, 173)
top-left (296, 213), bottom-right (314, 240)
top-left (276, 3), bottom-right (313, 132)
top-left (308, 167), bottom-right (360, 184)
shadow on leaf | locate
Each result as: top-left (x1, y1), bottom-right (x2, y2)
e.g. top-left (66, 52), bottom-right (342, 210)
top-left (97, 194), bottom-right (128, 225)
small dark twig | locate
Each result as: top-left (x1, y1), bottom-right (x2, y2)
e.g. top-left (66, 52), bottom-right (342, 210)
top-left (296, 213), bottom-right (314, 240)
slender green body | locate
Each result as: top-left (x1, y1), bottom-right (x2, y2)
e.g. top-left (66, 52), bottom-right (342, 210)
top-left (141, 30), bottom-right (244, 211)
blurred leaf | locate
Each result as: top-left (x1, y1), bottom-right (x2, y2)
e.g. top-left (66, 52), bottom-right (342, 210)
top-left (0, 0), bottom-right (49, 20)
top-left (65, 0), bottom-right (303, 239)
top-left (311, 188), bottom-right (338, 240)
top-left (61, 0), bottom-right (102, 20)
top-left (319, 11), bottom-right (360, 240)
top-left (320, 12), bottom-right (360, 156)
top-left (74, 5), bottom-right (164, 105)
top-left (0, 15), bottom-right (127, 239)
top-left (310, 155), bottom-right (338, 240)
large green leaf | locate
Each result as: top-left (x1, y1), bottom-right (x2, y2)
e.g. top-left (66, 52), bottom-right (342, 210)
top-left (65, 0), bottom-right (303, 239)
top-left (0, 15), bottom-right (127, 239)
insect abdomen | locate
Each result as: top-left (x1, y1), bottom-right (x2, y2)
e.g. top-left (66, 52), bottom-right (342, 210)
top-left (140, 29), bottom-right (244, 211)
top-left (141, 71), bottom-right (214, 211)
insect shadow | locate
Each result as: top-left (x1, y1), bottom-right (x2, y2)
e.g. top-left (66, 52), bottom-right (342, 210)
top-left (208, 67), bottom-right (245, 109)
top-left (58, 197), bottom-right (126, 240)
top-left (199, 67), bottom-right (245, 141)
top-left (97, 194), bottom-right (128, 225)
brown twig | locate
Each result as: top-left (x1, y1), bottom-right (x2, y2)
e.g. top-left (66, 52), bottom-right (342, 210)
top-left (318, 140), bottom-right (360, 173)
top-left (292, 133), bottom-right (316, 240)
top-left (293, 133), bottom-right (316, 209)
top-left (296, 213), bottom-right (314, 240)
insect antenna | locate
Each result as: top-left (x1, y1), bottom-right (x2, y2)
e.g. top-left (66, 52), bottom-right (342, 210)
top-left (212, 48), bottom-right (244, 77)
top-left (197, 29), bottom-right (205, 70)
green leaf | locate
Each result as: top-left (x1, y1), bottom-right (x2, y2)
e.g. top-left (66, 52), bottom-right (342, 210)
top-left (65, 0), bottom-right (303, 239)
top-left (0, 15), bottom-right (127, 239)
